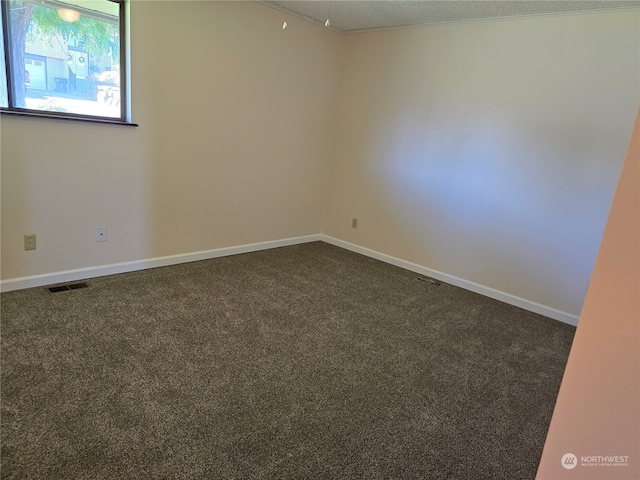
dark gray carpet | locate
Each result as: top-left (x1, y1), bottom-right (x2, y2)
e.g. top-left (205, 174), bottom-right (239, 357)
top-left (1, 241), bottom-right (575, 479)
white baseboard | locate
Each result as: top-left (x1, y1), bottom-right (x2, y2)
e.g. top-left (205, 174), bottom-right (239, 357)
top-left (1, 233), bottom-right (579, 326)
top-left (0, 234), bottom-right (323, 293)
top-left (319, 235), bottom-right (579, 327)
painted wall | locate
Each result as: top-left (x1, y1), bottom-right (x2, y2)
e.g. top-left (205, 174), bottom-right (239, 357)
top-left (0, 1), bottom-right (342, 281)
top-left (1, 4), bottom-right (638, 326)
top-left (536, 109), bottom-right (639, 479)
top-left (324, 10), bottom-right (640, 319)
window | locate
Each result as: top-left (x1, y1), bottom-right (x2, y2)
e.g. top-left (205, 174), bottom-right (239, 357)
top-left (1, 0), bottom-right (129, 123)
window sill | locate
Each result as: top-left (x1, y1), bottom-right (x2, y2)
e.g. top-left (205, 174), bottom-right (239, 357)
top-left (1, 108), bottom-right (138, 127)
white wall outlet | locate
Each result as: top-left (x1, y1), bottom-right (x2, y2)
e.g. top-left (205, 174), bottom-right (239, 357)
top-left (24, 234), bottom-right (36, 250)
top-left (352, 218), bottom-right (358, 229)
top-left (96, 226), bottom-right (107, 242)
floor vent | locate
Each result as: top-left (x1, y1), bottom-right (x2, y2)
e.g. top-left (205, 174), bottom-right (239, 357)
top-left (47, 282), bottom-right (90, 293)
top-left (416, 276), bottom-right (441, 286)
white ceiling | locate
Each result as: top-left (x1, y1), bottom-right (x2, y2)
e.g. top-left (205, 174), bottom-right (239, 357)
top-left (262, 0), bottom-right (640, 32)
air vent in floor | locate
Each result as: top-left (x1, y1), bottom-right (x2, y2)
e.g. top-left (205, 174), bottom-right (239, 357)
top-left (47, 282), bottom-right (90, 293)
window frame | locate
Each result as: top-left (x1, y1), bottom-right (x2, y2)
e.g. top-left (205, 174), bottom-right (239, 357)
top-left (0, 0), bottom-right (134, 125)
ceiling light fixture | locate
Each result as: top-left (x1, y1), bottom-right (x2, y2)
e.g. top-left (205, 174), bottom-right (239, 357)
top-left (325, 0), bottom-right (331, 27)
top-left (282, 1), bottom-right (288, 30)
top-left (58, 8), bottom-right (80, 23)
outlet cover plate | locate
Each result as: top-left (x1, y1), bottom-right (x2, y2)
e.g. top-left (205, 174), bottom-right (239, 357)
top-left (24, 234), bottom-right (36, 250)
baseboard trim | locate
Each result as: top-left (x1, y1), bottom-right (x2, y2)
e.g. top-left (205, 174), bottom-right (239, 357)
top-left (0, 234), bottom-right (323, 293)
top-left (319, 235), bottom-right (579, 326)
top-left (1, 233), bottom-right (580, 326)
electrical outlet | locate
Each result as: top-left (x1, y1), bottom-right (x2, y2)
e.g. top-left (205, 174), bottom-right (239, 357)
top-left (96, 226), bottom-right (107, 242)
top-left (24, 234), bottom-right (36, 250)
top-left (352, 218), bottom-right (358, 229)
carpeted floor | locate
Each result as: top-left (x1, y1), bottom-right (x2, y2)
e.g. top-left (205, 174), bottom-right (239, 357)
top-left (1, 241), bottom-right (575, 479)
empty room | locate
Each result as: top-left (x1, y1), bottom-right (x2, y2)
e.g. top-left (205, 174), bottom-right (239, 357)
top-left (1, 1), bottom-right (638, 479)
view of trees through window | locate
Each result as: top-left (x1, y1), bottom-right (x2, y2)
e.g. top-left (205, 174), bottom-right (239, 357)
top-left (1, 0), bottom-right (123, 119)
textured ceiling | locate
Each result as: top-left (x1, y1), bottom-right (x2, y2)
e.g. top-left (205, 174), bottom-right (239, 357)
top-left (262, 0), bottom-right (640, 32)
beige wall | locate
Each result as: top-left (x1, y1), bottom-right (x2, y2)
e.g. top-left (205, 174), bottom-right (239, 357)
top-left (1, 4), bottom-right (638, 324)
top-left (536, 109), bottom-right (639, 479)
top-left (324, 10), bottom-right (639, 318)
top-left (0, 1), bottom-right (343, 280)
